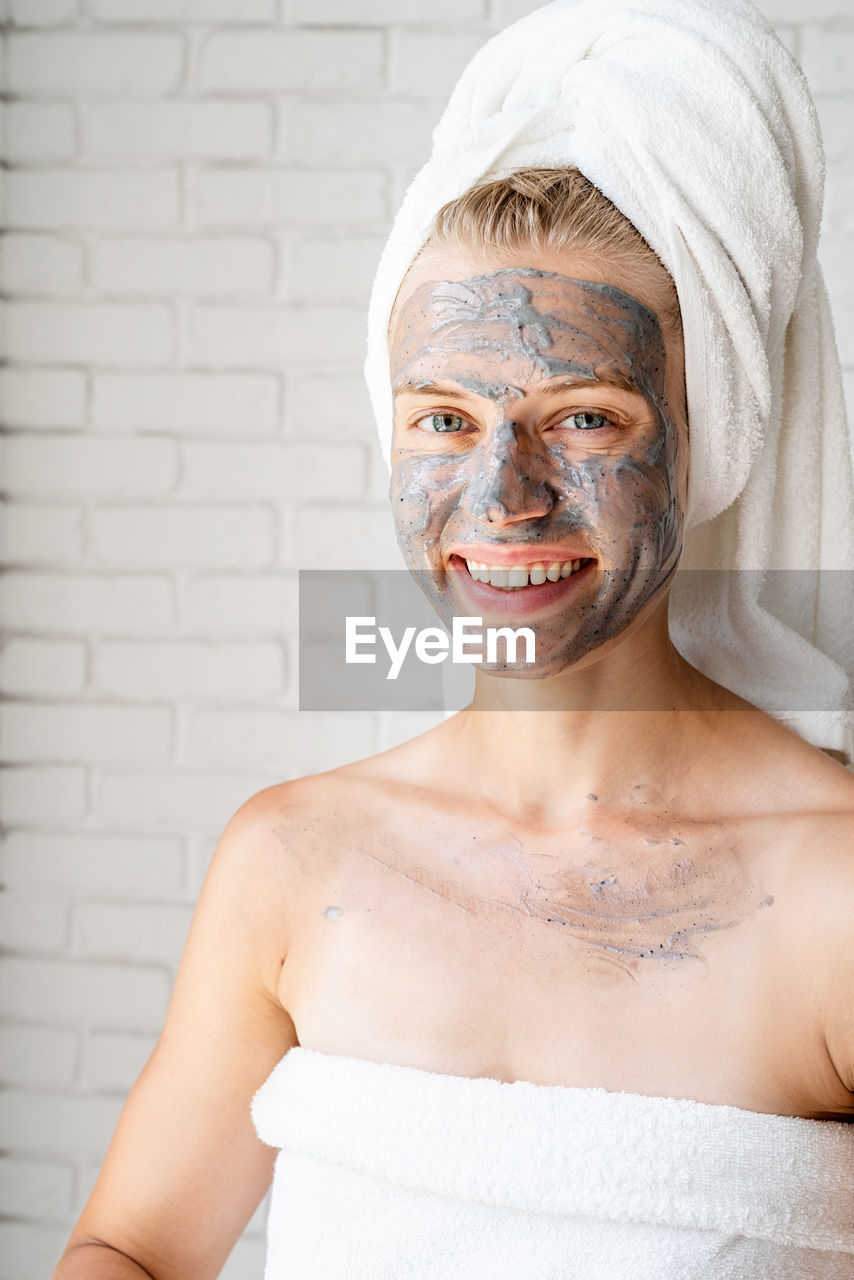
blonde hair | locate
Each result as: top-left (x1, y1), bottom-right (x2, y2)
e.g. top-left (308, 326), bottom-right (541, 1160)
top-left (423, 167), bottom-right (681, 336)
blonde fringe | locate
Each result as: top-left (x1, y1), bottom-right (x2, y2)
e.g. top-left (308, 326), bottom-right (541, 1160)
top-left (428, 168), bottom-right (681, 333)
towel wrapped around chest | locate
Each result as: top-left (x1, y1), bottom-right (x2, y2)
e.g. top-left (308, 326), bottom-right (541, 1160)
top-left (251, 1048), bottom-right (854, 1279)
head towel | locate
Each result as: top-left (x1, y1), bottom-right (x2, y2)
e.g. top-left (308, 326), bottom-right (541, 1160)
top-left (365, 0), bottom-right (854, 760)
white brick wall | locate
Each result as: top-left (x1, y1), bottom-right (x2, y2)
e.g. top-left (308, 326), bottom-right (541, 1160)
top-left (0, 235), bottom-right (84, 295)
top-left (7, 33), bottom-right (185, 96)
top-left (5, 301), bottom-right (175, 365)
top-left (6, 169), bottom-right (183, 229)
top-left (0, 369), bottom-right (88, 429)
top-left (5, 104), bottom-right (76, 162)
top-left (1, 2), bottom-right (851, 1276)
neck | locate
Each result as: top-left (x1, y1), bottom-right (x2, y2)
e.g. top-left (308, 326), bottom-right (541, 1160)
top-left (449, 603), bottom-right (738, 824)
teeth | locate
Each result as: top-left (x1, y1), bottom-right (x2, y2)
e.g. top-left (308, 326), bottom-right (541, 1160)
top-left (464, 558), bottom-right (590, 589)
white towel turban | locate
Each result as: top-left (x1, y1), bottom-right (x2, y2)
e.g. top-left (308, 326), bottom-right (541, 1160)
top-left (364, 0), bottom-right (854, 759)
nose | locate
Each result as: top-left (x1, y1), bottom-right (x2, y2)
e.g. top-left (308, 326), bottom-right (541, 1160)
top-left (463, 419), bottom-right (554, 525)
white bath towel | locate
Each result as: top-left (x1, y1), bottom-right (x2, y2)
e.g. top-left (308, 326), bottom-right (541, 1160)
top-left (251, 1046), bottom-right (854, 1278)
top-left (364, 0), bottom-right (854, 759)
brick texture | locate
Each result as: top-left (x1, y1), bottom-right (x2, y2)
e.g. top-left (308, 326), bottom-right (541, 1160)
top-left (0, 1158), bottom-right (74, 1219)
top-left (199, 31), bottom-right (385, 93)
top-left (2, 1), bottom-right (851, 1273)
top-left (1, 832), bottom-right (184, 897)
top-left (5, 103), bottom-right (76, 161)
top-left (4, 434), bottom-right (178, 496)
top-left (81, 101), bottom-right (272, 161)
top-left (0, 369), bottom-right (87, 429)
top-left (0, 235), bottom-right (84, 296)
top-left (90, 0), bottom-right (275, 18)
top-left (93, 640), bottom-right (284, 700)
top-left (6, 301), bottom-right (174, 366)
top-left (2, 503), bottom-right (86, 564)
top-left (195, 167), bottom-right (387, 228)
top-left (0, 639), bottom-right (87, 696)
top-left (6, 169), bottom-right (182, 230)
top-left (10, 0), bottom-right (80, 23)
top-left (7, 33), bottom-right (185, 97)
top-left (91, 372), bottom-right (280, 434)
top-left (0, 1025), bottom-right (78, 1088)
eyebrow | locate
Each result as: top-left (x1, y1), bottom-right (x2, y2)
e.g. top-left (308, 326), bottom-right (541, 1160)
top-left (393, 374), bottom-right (640, 399)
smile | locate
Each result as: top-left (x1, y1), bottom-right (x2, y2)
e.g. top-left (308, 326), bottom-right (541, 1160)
top-left (463, 557), bottom-right (594, 590)
top-left (446, 555), bottom-right (597, 616)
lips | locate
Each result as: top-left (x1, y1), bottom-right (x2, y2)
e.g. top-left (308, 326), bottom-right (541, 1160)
top-left (464, 557), bottom-right (593, 588)
top-left (446, 552), bottom-right (596, 618)
top-left (448, 542), bottom-right (595, 568)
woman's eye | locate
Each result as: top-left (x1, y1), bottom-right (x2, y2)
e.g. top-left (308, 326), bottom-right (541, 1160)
top-left (562, 411), bottom-right (611, 431)
top-left (418, 412), bottom-right (467, 433)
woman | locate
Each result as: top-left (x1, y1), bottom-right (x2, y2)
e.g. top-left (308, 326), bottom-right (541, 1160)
top-left (54, 1), bottom-right (854, 1277)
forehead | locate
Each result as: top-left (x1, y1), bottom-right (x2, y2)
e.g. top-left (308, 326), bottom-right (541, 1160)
top-left (391, 242), bottom-right (670, 332)
top-left (391, 264), bottom-right (668, 404)
top-left (394, 269), bottom-right (660, 362)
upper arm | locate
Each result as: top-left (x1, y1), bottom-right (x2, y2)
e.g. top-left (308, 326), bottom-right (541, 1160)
top-left (805, 815), bottom-right (854, 1110)
top-left (824, 870), bottom-right (854, 1101)
top-left (61, 787), bottom-right (301, 1279)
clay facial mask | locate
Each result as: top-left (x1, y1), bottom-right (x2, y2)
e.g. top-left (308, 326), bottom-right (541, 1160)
top-left (390, 268), bottom-right (683, 680)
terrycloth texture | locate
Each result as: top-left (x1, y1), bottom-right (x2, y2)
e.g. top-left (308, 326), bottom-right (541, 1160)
top-left (364, 0), bottom-right (854, 759)
top-left (252, 1046), bottom-right (854, 1279)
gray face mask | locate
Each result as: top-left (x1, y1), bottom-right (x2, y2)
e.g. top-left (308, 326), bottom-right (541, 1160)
top-left (390, 268), bottom-right (683, 679)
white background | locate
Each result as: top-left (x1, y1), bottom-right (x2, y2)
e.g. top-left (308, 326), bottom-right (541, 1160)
top-left (1, 0), bottom-right (852, 1273)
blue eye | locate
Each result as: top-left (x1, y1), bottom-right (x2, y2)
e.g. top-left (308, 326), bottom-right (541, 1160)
top-left (420, 412), bottom-right (467, 433)
top-left (565, 411), bottom-right (610, 430)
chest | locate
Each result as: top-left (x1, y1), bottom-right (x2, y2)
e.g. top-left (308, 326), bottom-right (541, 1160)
top-left (276, 817), bottom-right (827, 1116)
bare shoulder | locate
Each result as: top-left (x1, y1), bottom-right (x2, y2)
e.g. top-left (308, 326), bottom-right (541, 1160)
top-left (760, 737), bottom-right (854, 1105)
top-left (784, 755), bottom-right (854, 956)
top-left (765, 732), bottom-right (854, 873)
top-left (236, 727), bottom-right (464, 907)
top-left (703, 719), bottom-right (854, 1114)
top-left (210, 778), bottom-right (342, 920)
top-left (747, 725), bottom-right (854, 914)
top-left (798, 790), bottom-right (854, 1105)
top-left (226, 743), bottom-right (425, 890)
top-left (194, 778), bottom-right (349, 991)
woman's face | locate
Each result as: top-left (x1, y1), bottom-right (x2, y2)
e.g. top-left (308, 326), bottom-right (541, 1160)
top-left (389, 245), bottom-right (688, 679)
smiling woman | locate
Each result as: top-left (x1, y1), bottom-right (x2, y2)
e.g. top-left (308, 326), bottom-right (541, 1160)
top-left (52, 1), bottom-right (854, 1278)
top-left (389, 251), bottom-right (684, 676)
